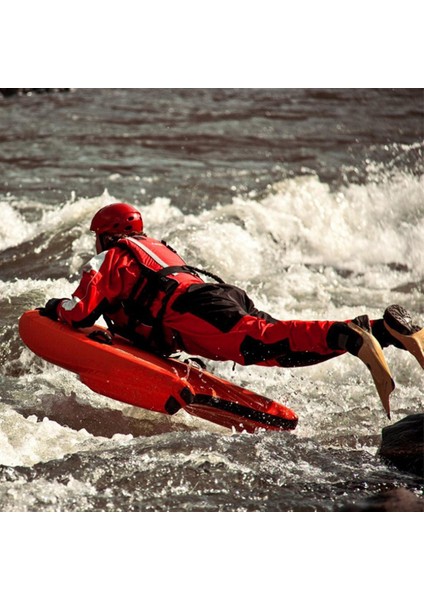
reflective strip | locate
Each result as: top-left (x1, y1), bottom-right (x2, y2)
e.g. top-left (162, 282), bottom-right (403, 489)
top-left (129, 238), bottom-right (170, 268)
top-left (61, 296), bottom-right (81, 312)
top-left (82, 251), bottom-right (108, 274)
top-left (62, 252), bottom-right (107, 313)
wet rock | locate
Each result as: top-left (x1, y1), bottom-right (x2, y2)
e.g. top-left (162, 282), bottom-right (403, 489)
top-left (0, 88), bottom-right (19, 97)
top-left (379, 413), bottom-right (424, 477)
top-left (340, 487), bottom-right (424, 512)
top-left (0, 88), bottom-right (70, 97)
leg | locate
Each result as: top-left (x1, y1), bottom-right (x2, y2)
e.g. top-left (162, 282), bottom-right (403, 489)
top-left (237, 315), bottom-right (344, 367)
top-left (167, 284), bottom-right (399, 417)
top-left (168, 283), bottom-right (351, 366)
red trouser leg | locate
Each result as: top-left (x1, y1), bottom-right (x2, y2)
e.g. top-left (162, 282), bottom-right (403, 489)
top-left (235, 314), bottom-right (345, 366)
top-left (164, 311), bottom-right (345, 367)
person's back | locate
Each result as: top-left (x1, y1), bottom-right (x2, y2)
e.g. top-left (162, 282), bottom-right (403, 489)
top-left (52, 202), bottom-right (207, 352)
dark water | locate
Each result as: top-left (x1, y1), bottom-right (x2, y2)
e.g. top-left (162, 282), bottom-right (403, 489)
top-left (2, 88), bottom-right (423, 207)
top-left (0, 88), bottom-right (423, 513)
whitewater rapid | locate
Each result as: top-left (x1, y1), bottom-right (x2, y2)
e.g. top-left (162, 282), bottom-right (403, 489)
top-left (1, 167), bottom-right (423, 473)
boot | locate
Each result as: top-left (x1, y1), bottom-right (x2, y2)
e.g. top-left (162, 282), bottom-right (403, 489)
top-left (382, 305), bottom-right (424, 370)
top-left (327, 315), bottom-right (395, 418)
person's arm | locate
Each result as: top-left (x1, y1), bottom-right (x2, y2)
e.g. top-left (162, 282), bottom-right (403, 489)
top-left (40, 249), bottom-right (135, 328)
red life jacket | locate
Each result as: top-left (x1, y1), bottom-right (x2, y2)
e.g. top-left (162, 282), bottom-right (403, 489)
top-left (113, 235), bottom-right (222, 351)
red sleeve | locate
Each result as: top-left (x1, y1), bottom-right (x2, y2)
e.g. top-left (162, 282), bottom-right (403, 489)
top-left (56, 247), bottom-right (139, 327)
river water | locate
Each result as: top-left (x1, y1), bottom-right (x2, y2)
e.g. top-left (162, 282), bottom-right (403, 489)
top-left (0, 88), bottom-right (423, 513)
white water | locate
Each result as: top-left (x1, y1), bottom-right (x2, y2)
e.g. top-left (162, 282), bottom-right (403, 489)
top-left (1, 170), bottom-right (424, 470)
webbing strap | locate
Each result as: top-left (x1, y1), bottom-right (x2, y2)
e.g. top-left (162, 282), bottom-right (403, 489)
top-left (115, 238), bottom-right (226, 354)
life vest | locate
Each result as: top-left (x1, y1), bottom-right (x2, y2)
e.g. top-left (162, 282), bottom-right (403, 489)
top-left (112, 235), bottom-right (223, 352)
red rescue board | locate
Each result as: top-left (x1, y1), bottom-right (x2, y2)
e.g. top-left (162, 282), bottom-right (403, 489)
top-left (19, 310), bottom-right (298, 433)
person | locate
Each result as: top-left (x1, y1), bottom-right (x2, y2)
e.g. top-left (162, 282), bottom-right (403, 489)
top-left (40, 202), bottom-right (424, 413)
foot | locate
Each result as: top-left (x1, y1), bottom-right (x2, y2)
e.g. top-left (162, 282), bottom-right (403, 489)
top-left (383, 305), bottom-right (424, 369)
top-left (347, 321), bottom-right (395, 419)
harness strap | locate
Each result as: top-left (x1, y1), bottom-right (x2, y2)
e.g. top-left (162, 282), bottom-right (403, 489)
top-left (157, 265), bottom-right (225, 285)
top-left (186, 266), bottom-right (225, 284)
top-left (114, 237), bottom-right (225, 353)
top-left (117, 239), bottom-right (224, 303)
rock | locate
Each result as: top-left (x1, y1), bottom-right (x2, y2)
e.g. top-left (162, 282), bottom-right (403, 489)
top-left (0, 88), bottom-right (70, 97)
top-left (379, 413), bottom-right (424, 477)
top-left (341, 487), bottom-right (424, 512)
top-left (0, 88), bottom-right (19, 97)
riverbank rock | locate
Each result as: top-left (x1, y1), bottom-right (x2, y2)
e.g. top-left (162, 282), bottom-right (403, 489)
top-left (0, 88), bottom-right (70, 97)
top-left (341, 487), bottom-right (424, 512)
top-left (379, 413), bottom-right (424, 477)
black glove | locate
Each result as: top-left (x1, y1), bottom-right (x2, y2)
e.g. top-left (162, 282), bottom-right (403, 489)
top-left (38, 298), bottom-right (63, 320)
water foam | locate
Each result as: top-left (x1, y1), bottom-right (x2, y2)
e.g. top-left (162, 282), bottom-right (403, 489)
top-left (0, 202), bottom-right (34, 251)
top-left (4, 168), bottom-right (423, 465)
top-left (0, 190), bottom-right (118, 254)
top-left (0, 404), bottom-right (95, 467)
top-left (139, 172), bottom-right (424, 293)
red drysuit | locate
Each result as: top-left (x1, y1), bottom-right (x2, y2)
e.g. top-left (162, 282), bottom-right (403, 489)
top-left (56, 235), bottom-right (345, 366)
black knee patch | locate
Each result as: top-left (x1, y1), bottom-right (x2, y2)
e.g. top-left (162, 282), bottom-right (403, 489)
top-left (240, 335), bottom-right (291, 365)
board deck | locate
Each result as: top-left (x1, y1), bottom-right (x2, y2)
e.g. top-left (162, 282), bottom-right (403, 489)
top-left (19, 310), bottom-right (298, 433)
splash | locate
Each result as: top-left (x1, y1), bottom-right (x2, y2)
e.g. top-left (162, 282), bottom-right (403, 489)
top-left (0, 190), bottom-right (118, 254)
top-left (2, 167), bottom-right (423, 470)
top-left (0, 202), bottom-right (33, 251)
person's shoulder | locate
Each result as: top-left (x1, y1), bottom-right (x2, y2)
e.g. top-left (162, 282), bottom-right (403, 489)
top-left (81, 251), bottom-right (106, 273)
top-left (82, 246), bottom-right (126, 273)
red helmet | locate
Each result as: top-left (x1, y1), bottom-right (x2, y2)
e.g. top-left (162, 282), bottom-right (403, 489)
top-left (90, 203), bottom-right (143, 235)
